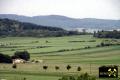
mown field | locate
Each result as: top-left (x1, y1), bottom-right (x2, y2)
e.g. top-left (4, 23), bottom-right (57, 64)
top-left (0, 35), bottom-right (120, 80)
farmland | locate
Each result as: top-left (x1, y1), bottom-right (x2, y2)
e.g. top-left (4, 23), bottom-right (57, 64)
top-left (0, 35), bottom-right (120, 80)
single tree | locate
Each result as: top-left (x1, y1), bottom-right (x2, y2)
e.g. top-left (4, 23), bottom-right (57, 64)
top-left (13, 51), bottom-right (30, 61)
top-left (55, 66), bottom-right (59, 70)
top-left (0, 53), bottom-right (12, 63)
top-left (12, 64), bottom-right (17, 69)
top-left (43, 66), bottom-right (48, 70)
top-left (77, 66), bottom-right (82, 71)
top-left (66, 65), bottom-right (71, 71)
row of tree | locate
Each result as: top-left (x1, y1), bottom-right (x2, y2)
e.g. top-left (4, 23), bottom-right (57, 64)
top-left (93, 30), bottom-right (120, 39)
top-left (42, 65), bottom-right (81, 71)
top-left (0, 51), bottom-right (30, 63)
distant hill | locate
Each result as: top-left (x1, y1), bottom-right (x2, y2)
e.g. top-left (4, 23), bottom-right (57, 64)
top-left (0, 14), bottom-right (120, 30)
top-left (0, 18), bottom-right (71, 37)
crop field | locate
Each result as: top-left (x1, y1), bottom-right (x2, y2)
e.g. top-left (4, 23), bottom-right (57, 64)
top-left (0, 35), bottom-right (120, 80)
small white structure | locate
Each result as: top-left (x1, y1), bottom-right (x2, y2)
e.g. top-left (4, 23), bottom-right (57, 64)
top-left (12, 59), bottom-right (25, 64)
top-left (38, 60), bottom-right (44, 63)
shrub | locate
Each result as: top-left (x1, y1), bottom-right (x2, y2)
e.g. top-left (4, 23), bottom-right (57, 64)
top-left (35, 60), bottom-right (39, 63)
top-left (88, 40), bottom-right (96, 42)
top-left (46, 40), bottom-right (49, 43)
top-left (34, 41), bottom-right (39, 43)
top-left (84, 46), bottom-right (91, 49)
top-left (13, 51), bottom-right (30, 61)
top-left (12, 64), bottom-right (17, 69)
top-left (11, 49), bottom-right (15, 51)
top-left (100, 42), bottom-right (105, 47)
top-left (96, 45), bottom-right (100, 47)
top-left (43, 66), bottom-right (48, 70)
top-left (0, 53), bottom-right (12, 63)
top-left (55, 66), bottom-right (60, 70)
top-left (31, 59), bottom-right (35, 62)
top-left (77, 66), bottom-right (82, 71)
top-left (59, 73), bottom-right (96, 80)
top-left (58, 49), bottom-right (68, 52)
top-left (69, 76), bottom-right (76, 80)
top-left (23, 77), bottom-right (26, 80)
top-left (59, 76), bottom-right (75, 80)
top-left (58, 76), bottom-right (68, 80)
top-left (66, 65), bottom-right (71, 70)
top-left (77, 73), bottom-right (96, 80)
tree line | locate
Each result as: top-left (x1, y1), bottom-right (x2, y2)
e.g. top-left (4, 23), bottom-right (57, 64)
top-left (0, 51), bottom-right (30, 63)
top-left (93, 30), bottom-right (120, 39)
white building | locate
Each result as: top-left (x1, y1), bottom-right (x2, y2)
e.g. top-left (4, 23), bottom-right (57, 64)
top-left (75, 28), bottom-right (101, 33)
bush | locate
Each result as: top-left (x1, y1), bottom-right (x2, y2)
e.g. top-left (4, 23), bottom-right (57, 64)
top-left (96, 45), bottom-right (101, 47)
top-left (77, 66), bottom-right (82, 71)
top-left (55, 66), bottom-right (60, 70)
top-left (0, 53), bottom-right (12, 63)
top-left (58, 76), bottom-right (75, 80)
top-left (12, 64), bottom-right (17, 69)
top-left (58, 49), bottom-right (70, 52)
top-left (43, 66), bottom-right (48, 70)
top-left (66, 65), bottom-right (71, 70)
top-left (23, 77), bottom-right (26, 80)
top-left (13, 51), bottom-right (30, 61)
top-left (77, 73), bottom-right (96, 80)
top-left (84, 46), bottom-right (91, 49)
top-left (100, 42), bottom-right (112, 47)
top-left (88, 40), bottom-right (96, 42)
top-left (59, 73), bottom-right (96, 80)
top-left (69, 76), bottom-right (76, 80)
top-left (58, 76), bottom-right (68, 80)
top-left (11, 49), bottom-right (15, 51)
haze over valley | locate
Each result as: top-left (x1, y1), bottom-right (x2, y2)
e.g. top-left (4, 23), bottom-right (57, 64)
top-left (0, 14), bottom-right (120, 32)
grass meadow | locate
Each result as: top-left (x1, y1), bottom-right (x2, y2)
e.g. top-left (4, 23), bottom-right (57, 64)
top-left (0, 35), bottom-right (120, 80)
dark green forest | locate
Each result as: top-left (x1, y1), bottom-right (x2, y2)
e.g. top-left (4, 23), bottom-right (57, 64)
top-left (0, 18), bottom-right (81, 37)
top-left (1, 18), bottom-right (119, 38)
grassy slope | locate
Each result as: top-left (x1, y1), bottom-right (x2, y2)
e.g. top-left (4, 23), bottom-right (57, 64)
top-left (0, 35), bottom-right (102, 54)
top-left (0, 35), bottom-right (120, 80)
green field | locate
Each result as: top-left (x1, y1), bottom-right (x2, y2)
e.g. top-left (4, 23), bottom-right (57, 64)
top-left (0, 35), bottom-right (120, 80)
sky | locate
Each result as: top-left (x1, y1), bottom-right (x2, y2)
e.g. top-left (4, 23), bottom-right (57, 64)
top-left (0, 0), bottom-right (120, 19)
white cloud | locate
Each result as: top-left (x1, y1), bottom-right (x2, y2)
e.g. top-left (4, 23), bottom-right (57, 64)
top-left (0, 0), bottom-right (119, 19)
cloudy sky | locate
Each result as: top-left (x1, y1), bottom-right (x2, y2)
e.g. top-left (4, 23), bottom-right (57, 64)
top-left (0, 0), bottom-right (120, 19)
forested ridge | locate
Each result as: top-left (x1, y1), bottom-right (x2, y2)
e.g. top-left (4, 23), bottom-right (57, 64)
top-left (0, 18), bottom-right (80, 37)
